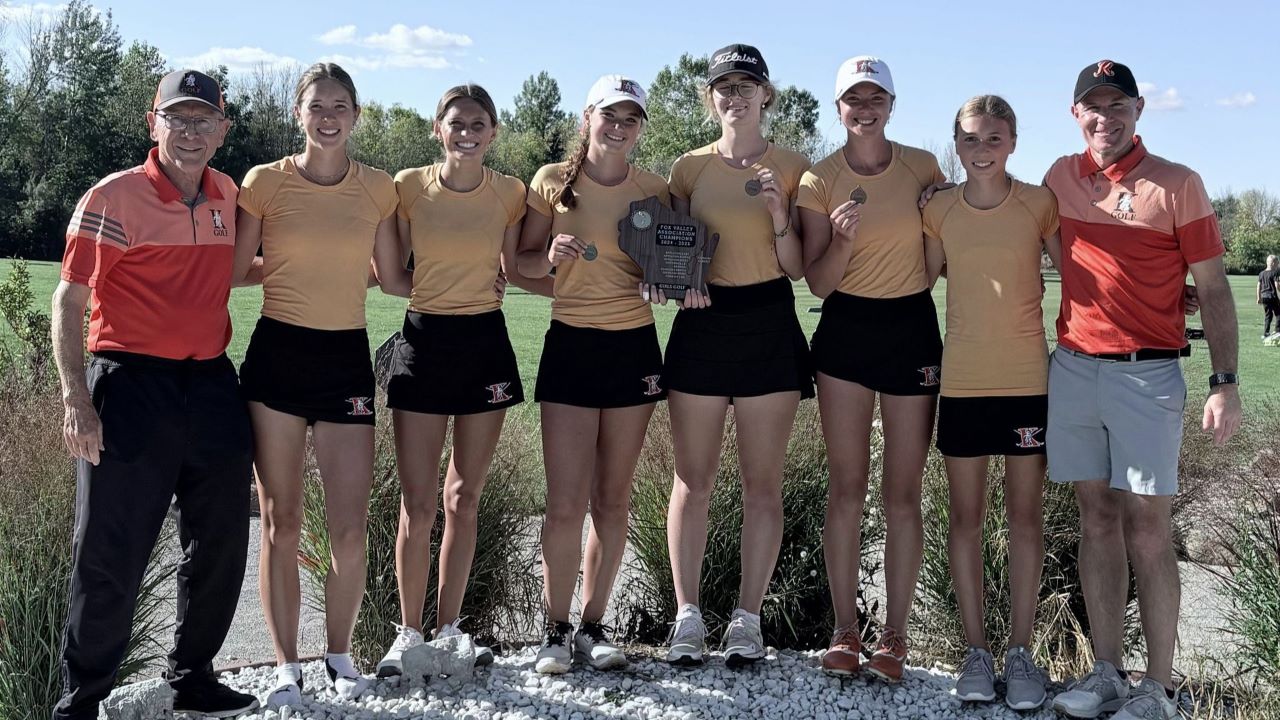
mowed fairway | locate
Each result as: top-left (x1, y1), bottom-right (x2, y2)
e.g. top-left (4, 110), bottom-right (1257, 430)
top-left (4, 258), bottom-right (1276, 410)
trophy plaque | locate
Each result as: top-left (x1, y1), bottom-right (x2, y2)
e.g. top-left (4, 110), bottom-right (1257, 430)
top-left (618, 196), bottom-right (719, 301)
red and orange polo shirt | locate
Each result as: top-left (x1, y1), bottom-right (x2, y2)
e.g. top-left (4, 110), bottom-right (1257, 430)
top-left (61, 147), bottom-right (238, 360)
top-left (1043, 136), bottom-right (1223, 355)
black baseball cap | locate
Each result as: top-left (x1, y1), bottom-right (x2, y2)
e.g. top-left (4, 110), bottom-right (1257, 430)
top-left (1073, 60), bottom-right (1140, 104)
top-left (153, 69), bottom-right (225, 114)
top-left (707, 44), bottom-right (769, 85)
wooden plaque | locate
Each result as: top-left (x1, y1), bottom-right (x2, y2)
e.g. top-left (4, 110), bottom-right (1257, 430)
top-left (617, 196), bottom-right (719, 300)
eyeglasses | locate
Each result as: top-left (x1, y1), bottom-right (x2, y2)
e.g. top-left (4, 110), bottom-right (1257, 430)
top-left (155, 111), bottom-right (221, 135)
top-left (711, 81), bottom-right (761, 99)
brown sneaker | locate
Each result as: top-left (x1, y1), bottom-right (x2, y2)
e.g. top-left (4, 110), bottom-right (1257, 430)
top-left (821, 624), bottom-right (862, 676)
top-left (864, 626), bottom-right (909, 683)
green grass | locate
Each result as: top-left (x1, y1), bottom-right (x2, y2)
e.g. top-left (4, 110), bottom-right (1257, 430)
top-left (5, 257), bottom-right (1276, 410)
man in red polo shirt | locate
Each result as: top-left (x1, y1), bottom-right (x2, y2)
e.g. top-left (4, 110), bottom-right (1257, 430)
top-left (1045, 60), bottom-right (1241, 720)
top-left (51, 70), bottom-right (258, 719)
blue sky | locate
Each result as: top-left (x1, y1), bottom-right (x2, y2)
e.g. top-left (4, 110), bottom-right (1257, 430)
top-left (3, 1), bottom-right (1275, 194)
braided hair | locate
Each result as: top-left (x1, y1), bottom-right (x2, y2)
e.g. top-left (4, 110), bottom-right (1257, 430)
top-left (554, 109), bottom-right (593, 211)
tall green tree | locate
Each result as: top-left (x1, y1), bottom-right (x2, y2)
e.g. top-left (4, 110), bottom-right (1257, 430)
top-left (766, 85), bottom-right (821, 157)
top-left (486, 128), bottom-right (548, 184)
top-left (349, 103), bottom-right (440, 176)
top-left (499, 71), bottom-right (575, 169)
top-left (15, 0), bottom-right (125, 259)
top-left (632, 54), bottom-right (717, 177)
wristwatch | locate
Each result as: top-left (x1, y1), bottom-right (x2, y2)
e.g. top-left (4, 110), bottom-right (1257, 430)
top-left (1209, 373), bottom-right (1239, 389)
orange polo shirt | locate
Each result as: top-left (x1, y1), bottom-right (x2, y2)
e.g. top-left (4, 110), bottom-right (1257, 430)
top-left (61, 147), bottom-right (237, 360)
top-left (1044, 136), bottom-right (1223, 354)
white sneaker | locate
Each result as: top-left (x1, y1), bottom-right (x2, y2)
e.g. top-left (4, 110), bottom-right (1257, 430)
top-left (437, 620), bottom-right (495, 666)
top-left (376, 624), bottom-right (424, 678)
top-left (1052, 659), bottom-right (1131, 718)
top-left (665, 604), bottom-right (706, 666)
top-left (534, 621), bottom-right (574, 674)
top-left (721, 608), bottom-right (766, 669)
top-left (1111, 678), bottom-right (1177, 720)
top-left (264, 664), bottom-right (304, 710)
top-left (325, 654), bottom-right (370, 701)
top-left (573, 621), bottom-right (628, 670)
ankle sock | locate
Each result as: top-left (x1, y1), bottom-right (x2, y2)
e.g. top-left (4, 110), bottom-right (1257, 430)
top-left (274, 662), bottom-right (302, 686)
top-left (324, 652), bottom-right (358, 678)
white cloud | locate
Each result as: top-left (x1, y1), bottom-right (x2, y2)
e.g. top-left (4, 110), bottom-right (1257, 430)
top-left (359, 23), bottom-right (471, 52)
top-left (318, 53), bottom-right (451, 73)
top-left (316, 24), bottom-right (358, 45)
top-left (314, 22), bottom-right (468, 73)
top-left (1216, 92), bottom-right (1257, 108)
top-left (174, 46), bottom-right (299, 72)
top-left (1136, 82), bottom-right (1184, 111)
top-left (0, 2), bottom-right (68, 24)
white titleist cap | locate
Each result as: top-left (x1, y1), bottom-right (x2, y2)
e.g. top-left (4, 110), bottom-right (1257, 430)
top-left (833, 56), bottom-right (895, 101)
top-left (585, 74), bottom-right (647, 118)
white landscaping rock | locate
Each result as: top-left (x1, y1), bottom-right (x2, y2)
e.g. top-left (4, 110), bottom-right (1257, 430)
top-left (98, 677), bottom-right (173, 720)
top-left (400, 632), bottom-right (476, 683)
top-left (206, 647), bottom-right (1062, 720)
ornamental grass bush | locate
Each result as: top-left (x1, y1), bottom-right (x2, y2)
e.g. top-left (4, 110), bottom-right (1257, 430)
top-left (1214, 491), bottom-right (1280, 682)
top-left (0, 261), bottom-right (174, 718)
top-left (625, 401), bottom-right (885, 650)
top-left (912, 451), bottom-right (1136, 679)
top-left (299, 403), bottom-right (544, 666)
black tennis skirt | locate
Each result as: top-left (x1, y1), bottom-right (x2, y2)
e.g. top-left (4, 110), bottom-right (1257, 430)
top-left (811, 289), bottom-right (943, 396)
top-left (936, 394), bottom-right (1049, 458)
top-left (534, 321), bottom-right (665, 408)
top-left (663, 276), bottom-right (814, 400)
top-left (386, 309), bottom-right (525, 416)
top-left (240, 316), bottom-right (376, 425)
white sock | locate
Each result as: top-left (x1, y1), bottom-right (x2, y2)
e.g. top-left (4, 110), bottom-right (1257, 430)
top-left (324, 652), bottom-right (358, 678)
top-left (325, 652), bottom-right (369, 700)
top-left (734, 608), bottom-right (761, 624)
top-left (274, 662), bottom-right (302, 685)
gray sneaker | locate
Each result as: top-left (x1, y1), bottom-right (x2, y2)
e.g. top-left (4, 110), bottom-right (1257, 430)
top-left (953, 647), bottom-right (996, 702)
top-left (721, 609), bottom-right (766, 668)
top-left (1051, 659), bottom-right (1130, 718)
top-left (1003, 645), bottom-right (1047, 710)
top-left (1111, 678), bottom-right (1177, 720)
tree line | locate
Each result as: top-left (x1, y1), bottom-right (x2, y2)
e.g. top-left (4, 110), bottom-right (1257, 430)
top-left (1, 1), bottom-right (1275, 271)
top-left (0, 2), bottom-right (823, 261)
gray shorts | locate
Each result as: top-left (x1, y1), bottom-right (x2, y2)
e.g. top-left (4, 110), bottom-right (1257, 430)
top-left (1047, 348), bottom-right (1186, 495)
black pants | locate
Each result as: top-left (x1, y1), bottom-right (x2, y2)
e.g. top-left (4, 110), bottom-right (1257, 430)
top-left (53, 352), bottom-right (252, 720)
top-left (1265, 297), bottom-right (1280, 335)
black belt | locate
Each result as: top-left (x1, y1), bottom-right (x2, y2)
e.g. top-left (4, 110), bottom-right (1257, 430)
top-left (1065, 345), bottom-right (1190, 362)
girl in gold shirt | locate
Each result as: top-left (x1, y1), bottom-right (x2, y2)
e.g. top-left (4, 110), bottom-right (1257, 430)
top-left (516, 75), bottom-right (668, 675)
top-left (797, 56), bottom-right (946, 682)
top-left (922, 96), bottom-right (1061, 709)
top-left (372, 84), bottom-right (553, 676)
top-left (231, 63), bottom-right (401, 707)
top-left (658, 43), bottom-right (813, 669)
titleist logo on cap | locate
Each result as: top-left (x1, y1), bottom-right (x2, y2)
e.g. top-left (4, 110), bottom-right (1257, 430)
top-left (712, 51), bottom-right (759, 67)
